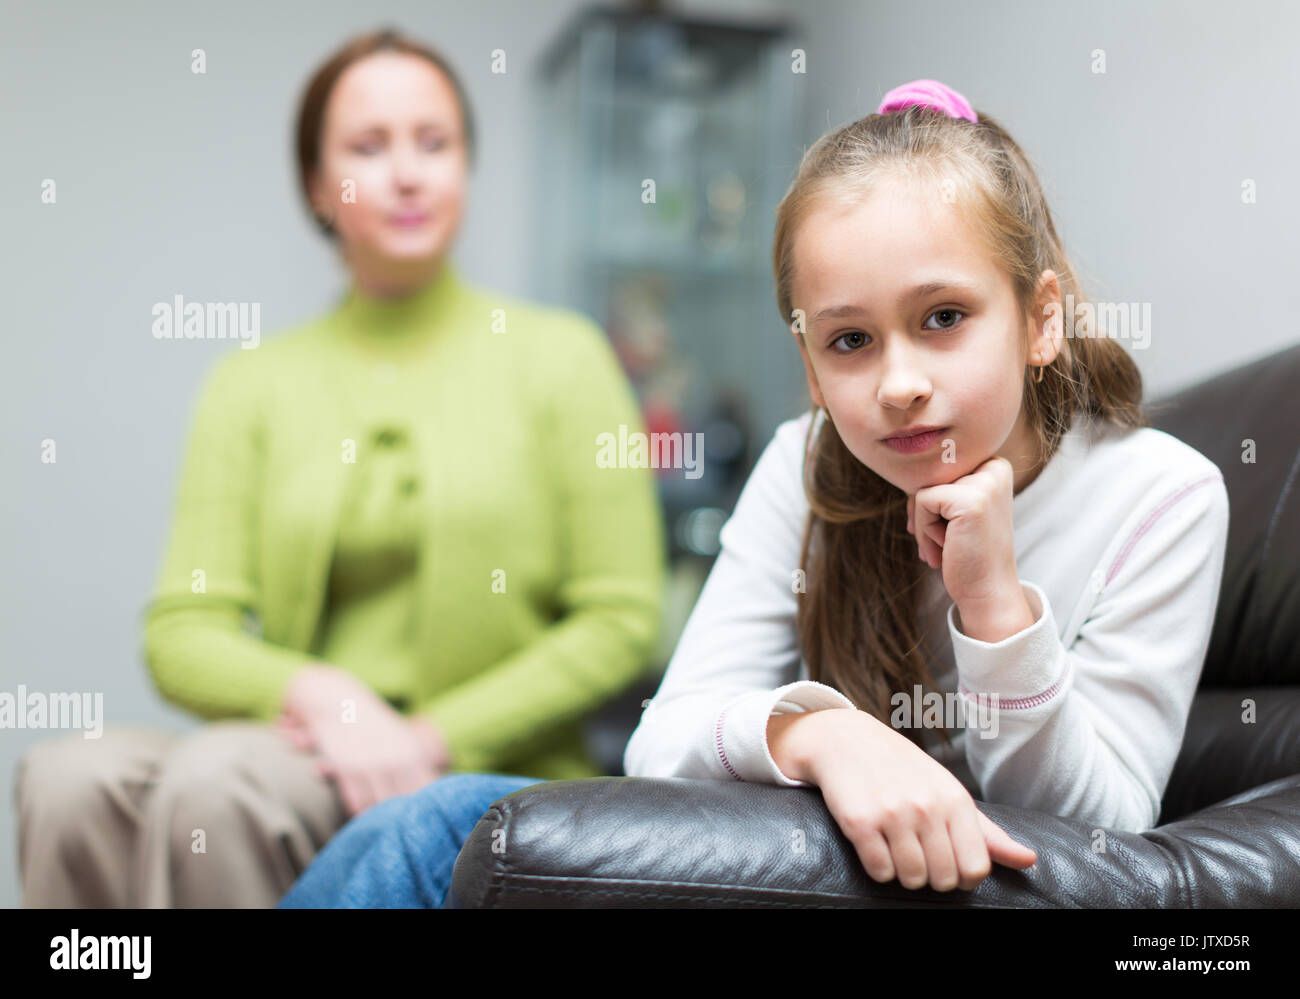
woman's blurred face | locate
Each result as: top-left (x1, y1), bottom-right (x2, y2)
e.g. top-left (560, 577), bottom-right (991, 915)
top-left (310, 51), bottom-right (469, 289)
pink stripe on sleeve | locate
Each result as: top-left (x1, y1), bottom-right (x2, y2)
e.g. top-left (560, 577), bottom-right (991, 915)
top-left (1105, 475), bottom-right (1221, 586)
top-left (714, 706), bottom-right (743, 781)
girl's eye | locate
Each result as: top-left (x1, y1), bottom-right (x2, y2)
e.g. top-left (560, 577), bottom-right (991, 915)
top-left (831, 331), bottom-right (870, 354)
top-left (423, 137), bottom-right (448, 151)
top-left (925, 308), bottom-right (965, 331)
top-left (831, 310), bottom-right (965, 353)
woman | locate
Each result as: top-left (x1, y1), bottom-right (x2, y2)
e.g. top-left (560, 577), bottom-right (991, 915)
top-left (13, 28), bottom-right (666, 908)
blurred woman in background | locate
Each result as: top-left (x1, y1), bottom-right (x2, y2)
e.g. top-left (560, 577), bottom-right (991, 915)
top-left (13, 27), bottom-right (666, 908)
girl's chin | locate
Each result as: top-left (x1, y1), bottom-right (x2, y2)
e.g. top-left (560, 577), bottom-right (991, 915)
top-left (879, 463), bottom-right (970, 495)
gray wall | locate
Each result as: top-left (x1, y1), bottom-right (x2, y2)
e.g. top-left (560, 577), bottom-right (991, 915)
top-left (3, 0), bottom-right (1295, 908)
top-left (796, 0), bottom-right (1300, 390)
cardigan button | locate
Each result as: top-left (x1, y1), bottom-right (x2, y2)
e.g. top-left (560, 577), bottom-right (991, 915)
top-left (399, 477), bottom-right (418, 495)
top-left (374, 427), bottom-right (405, 447)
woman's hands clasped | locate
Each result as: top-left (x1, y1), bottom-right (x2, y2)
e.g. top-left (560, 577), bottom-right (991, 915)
top-left (277, 664), bottom-right (452, 817)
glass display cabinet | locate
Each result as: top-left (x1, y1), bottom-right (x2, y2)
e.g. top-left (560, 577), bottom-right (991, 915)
top-left (534, 4), bottom-right (806, 594)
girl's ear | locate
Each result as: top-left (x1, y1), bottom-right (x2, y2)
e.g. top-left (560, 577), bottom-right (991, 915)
top-left (1029, 269), bottom-right (1065, 367)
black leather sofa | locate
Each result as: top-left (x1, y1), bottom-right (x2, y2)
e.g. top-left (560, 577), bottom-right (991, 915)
top-left (447, 342), bottom-right (1300, 908)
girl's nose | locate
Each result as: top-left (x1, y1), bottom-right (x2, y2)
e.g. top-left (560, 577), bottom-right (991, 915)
top-left (877, 354), bottom-right (931, 410)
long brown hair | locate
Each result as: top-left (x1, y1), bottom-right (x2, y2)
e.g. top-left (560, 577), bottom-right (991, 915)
top-left (773, 103), bottom-right (1146, 748)
top-left (293, 27), bottom-right (477, 240)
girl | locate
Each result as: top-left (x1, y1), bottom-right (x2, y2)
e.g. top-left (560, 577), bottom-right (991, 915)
top-left (278, 79), bottom-right (1230, 906)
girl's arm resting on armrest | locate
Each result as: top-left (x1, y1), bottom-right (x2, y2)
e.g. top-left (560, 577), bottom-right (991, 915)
top-left (948, 474), bottom-right (1230, 833)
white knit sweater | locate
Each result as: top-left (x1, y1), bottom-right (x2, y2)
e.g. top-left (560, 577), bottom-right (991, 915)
top-left (624, 408), bottom-right (1230, 833)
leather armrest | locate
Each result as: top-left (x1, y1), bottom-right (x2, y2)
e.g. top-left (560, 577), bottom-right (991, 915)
top-left (447, 772), bottom-right (1300, 907)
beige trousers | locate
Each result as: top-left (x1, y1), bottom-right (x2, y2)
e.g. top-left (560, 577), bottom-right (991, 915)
top-left (13, 721), bottom-right (347, 908)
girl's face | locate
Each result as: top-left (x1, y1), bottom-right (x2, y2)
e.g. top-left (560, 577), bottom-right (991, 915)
top-left (309, 52), bottom-right (469, 293)
top-left (791, 174), bottom-right (1061, 497)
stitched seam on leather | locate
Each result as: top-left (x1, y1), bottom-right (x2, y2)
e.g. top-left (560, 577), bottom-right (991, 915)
top-left (1142, 833), bottom-right (1189, 907)
top-left (1258, 443), bottom-right (1300, 572)
top-left (478, 876), bottom-right (989, 907)
top-left (482, 805), bottom-right (510, 908)
top-left (1242, 442), bottom-right (1300, 651)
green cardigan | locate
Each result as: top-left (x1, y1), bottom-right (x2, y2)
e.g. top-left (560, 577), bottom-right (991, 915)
top-left (142, 262), bottom-right (668, 779)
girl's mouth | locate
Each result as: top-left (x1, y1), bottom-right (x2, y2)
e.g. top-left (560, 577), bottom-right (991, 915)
top-left (883, 427), bottom-right (948, 454)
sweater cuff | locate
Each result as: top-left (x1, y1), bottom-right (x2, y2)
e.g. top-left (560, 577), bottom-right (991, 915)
top-left (947, 580), bottom-right (1067, 708)
top-left (714, 681), bottom-right (857, 787)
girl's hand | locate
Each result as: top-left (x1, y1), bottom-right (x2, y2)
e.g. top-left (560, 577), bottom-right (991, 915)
top-left (906, 456), bottom-right (1021, 610)
top-left (770, 708), bottom-right (1037, 891)
top-left (278, 665), bottom-right (444, 817)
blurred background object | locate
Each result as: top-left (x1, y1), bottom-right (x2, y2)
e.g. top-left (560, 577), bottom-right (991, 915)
top-left (534, 6), bottom-right (806, 723)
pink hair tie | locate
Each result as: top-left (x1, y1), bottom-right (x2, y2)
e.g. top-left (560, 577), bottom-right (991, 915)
top-left (876, 79), bottom-right (978, 123)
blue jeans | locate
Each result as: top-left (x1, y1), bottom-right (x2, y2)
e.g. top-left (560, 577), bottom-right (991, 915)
top-left (278, 773), bottom-right (547, 908)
